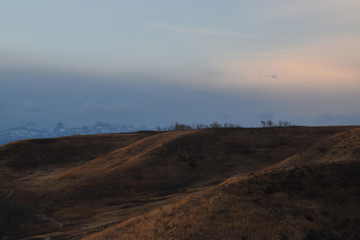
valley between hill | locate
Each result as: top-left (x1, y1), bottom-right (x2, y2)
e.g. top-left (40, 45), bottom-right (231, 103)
top-left (0, 126), bottom-right (359, 239)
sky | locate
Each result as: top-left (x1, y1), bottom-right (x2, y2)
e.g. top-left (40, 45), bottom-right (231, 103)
top-left (1, 0), bottom-right (360, 130)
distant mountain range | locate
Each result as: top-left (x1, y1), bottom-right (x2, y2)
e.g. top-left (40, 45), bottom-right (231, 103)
top-left (0, 122), bottom-right (146, 146)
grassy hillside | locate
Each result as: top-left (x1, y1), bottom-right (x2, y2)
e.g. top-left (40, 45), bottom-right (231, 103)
top-left (0, 196), bottom-right (36, 239)
top-left (0, 126), bottom-right (358, 239)
top-left (84, 161), bottom-right (360, 240)
top-left (0, 132), bottom-right (155, 169)
top-left (277, 127), bottom-right (360, 168)
top-left (13, 126), bottom-right (354, 208)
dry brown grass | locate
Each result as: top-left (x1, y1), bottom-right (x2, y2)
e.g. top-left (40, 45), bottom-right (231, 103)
top-left (0, 132), bottom-right (154, 170)
top-left (83, 161), bottom-right (360, 240)
top-left (0, 126), bottom-right (359, 239)
top-left (278, 127), bottom-right (360, 168)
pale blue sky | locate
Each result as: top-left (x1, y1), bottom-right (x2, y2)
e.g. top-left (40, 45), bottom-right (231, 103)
top-left (1, 1), bottom-right (360, 129)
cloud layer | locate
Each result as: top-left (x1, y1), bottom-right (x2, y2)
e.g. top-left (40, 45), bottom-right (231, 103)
top-left (1, 1), bottom-right (359, 128)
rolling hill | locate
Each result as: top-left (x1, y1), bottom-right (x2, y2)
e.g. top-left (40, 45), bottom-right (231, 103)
top-left (0, 126), bottom-right (359, 239)
top-left (84, 161), bottom-right (360, 240)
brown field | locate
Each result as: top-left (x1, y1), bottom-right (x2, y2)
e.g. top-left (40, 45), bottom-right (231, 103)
top-left (0, 126), bottom-right (359, 239)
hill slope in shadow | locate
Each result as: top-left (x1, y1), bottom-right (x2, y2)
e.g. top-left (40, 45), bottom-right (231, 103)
top-left (14, 126), bottom-right (354, 207)
top-left (0, 126), bottom-right (359, 239)
top-left (84, 160), bottom-right (360, 240)
top-left (0, 132), bottom-right (155, 169)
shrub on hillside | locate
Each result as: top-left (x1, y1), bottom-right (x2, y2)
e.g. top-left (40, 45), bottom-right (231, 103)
top-left (261, 120), bottom-right (293, 128)
top-left (165, 122), bottom-right (242, 131)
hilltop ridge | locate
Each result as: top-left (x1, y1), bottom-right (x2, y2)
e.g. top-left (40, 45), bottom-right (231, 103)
top-left (0, 121), bottom-right (144, 146)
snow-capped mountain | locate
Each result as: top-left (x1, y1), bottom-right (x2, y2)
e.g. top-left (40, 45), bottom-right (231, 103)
top-left (0, 122), bottom-right (146, 146)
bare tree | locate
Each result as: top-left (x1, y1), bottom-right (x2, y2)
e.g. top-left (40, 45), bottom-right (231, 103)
top-left (283, 121), bottom-right (291, 127)
top-left (261, 120), bottom-right (266, 128)
top-left (278, 120), bottom-right (283, 127)
top-left (168, 122), bottom-right (193, 131)
top-left (196, 123), bottom-right (207, 130)
top-left (210, 122), bottom-right (222, 129)
top-left (266, 120), bottom-right (273, 127)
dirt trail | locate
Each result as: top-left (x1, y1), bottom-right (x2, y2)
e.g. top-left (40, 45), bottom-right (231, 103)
top-left (5, 189), bottom-right (14, 198)
top-left (4, 189), bottom-right (65, 229)
top-left (35, 214), bottom-right (65, 228)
